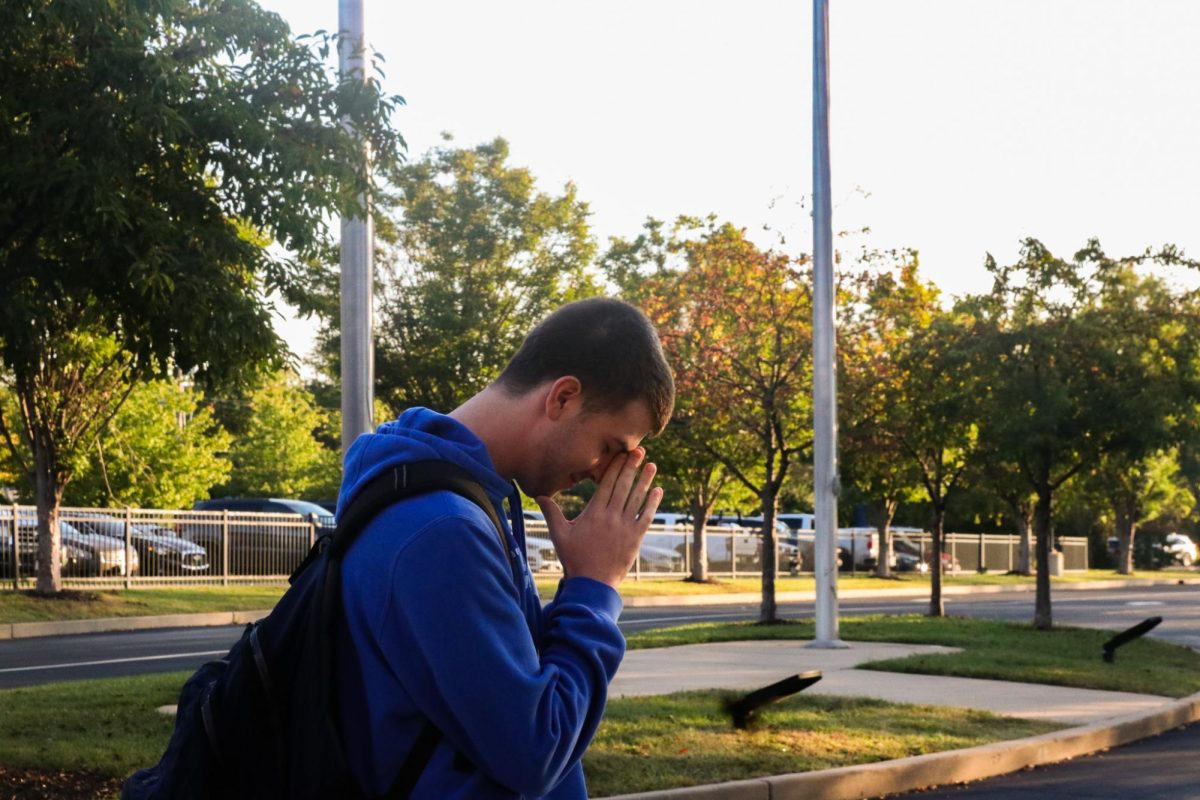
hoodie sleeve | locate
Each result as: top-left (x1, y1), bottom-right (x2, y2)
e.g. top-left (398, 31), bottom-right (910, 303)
top-left (379, 508), bottom-right (624, 797)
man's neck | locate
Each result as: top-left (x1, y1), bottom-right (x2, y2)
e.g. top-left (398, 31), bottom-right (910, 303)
top-left (449, 386), bottom-right (528, 482)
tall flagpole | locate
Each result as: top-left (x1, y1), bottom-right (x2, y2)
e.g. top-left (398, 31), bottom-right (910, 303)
top-left (809, 0), bottom-right (846, 648)
top-left (339, 0), bottom-right (375, 454)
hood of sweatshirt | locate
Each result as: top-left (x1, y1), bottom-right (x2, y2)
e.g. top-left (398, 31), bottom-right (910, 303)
top-left (336, 407), bottom-right (517, 521)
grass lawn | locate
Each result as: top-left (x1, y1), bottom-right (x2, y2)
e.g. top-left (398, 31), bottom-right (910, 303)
top-left (0, 671), bottom-right (184, 799)
top-left (0, 586), bottom-right (286, 624)
top-left (0, 672), bottom-right (1060, 799)
top-left (586, 691), bottom-right (1060, 797)
top-left (627, 615), bottom-right (1200, 698)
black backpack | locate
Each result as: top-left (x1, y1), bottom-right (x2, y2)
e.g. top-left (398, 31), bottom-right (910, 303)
top-left (122, 460), bottom-right (512, 800)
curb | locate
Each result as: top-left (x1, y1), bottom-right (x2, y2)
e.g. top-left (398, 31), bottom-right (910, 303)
top-left (601, 690), bottom-right (1200, 800)
top-left (0, 609), bottom-right (270, 640)
top-left (2, 577), bottom-right (1197, 639)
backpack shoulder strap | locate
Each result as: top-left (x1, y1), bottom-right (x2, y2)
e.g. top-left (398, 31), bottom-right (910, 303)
top-left (329, 460), bottom-right (512, 575)
top-left (322, 461), bottom-right (515, 800)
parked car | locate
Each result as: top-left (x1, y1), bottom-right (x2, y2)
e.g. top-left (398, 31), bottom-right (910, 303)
top-left (894, 533), bottom-right (959, 574)
top-left (1156, 532), bottom-right (1197, 567)
top-left (2, 518), bottom-right (137, 577)
top-left (64, 512), bottom-right (208, 576)
top-left (776, 513), bottom-right (815, 532)
top-left (180, 498), bottom-right (335, 576)
top-left (524, 535), bottom-right (562, 573)
top-left (1108, 532), bottom-right (1196, 569)
top-left (525, 509), bottom-right (683, 573)
top-left (738, 516), bottom-right (804, 571)
top-left (637, 542), bottom-right (685, 572)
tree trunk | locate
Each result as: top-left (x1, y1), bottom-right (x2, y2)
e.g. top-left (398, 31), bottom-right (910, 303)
top-left (33, 431), bottom-right (63, 594)
top-left (1033, 488), bottom-right (1053, 630)
top-left (759, 488), bottom-right (778, 623)
top-left (688, 495), bottom-right (710, 583)
top-left (1115, 506), bottom-right (1136, 576)
top-left (873, 498), bottom-right (898, 578)
top-left (929, 505), bottom-right (945, 617)
top-left (1012, 497), bottom-right (1033, 576)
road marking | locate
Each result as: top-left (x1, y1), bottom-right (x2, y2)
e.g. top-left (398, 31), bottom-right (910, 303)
top-left (0, 650), bottom-right (226, 675)
top-left (1126, 601), bottom-right (1166, 607)
top-left (623, 611), bottom-right (749, 626)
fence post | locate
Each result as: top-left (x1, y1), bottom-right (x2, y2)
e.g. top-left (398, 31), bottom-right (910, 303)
top-left (951, 534), bottom-right (958, 573)
top-left (222, 509), bottom-right (230, 587)
top-left (124, 507), bottom-right (133, 589)
top-left (9, 504), bottom-right (18, 591)
top-left (850, 534), bottom-right (857, 575)
top-left (978, 532), bottom-right (986, 573)
top-left (309, 516), bottom-right (317, 550)
top-left (730, 529), bottom-right (737, 579)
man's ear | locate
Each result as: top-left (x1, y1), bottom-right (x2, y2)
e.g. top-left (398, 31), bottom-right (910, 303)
top-left (544, 376), bottom-right (583, 421)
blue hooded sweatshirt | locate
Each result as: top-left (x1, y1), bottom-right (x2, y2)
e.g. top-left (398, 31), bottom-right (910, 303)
top-left (334, 408), bottom-right (625, 799)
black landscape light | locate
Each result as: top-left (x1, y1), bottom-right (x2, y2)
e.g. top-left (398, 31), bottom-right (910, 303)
top-left (725, 671), bottom-right (823, 729)
top-left (1102, 616), bottom-right (1163, 663)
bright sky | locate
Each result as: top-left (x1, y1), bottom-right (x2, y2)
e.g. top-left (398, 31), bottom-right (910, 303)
top-left (258, 0), bottom-right (1200, 362)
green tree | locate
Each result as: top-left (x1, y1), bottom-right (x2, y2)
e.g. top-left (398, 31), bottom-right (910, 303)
top-left (1087, 449), bottom-right (1190, 574)
top-left (219, 372), bottom-right (340, 500)
top-left (840, 255), bottom-right (939, 578)
top-left (965, 240), bottom-right (1200, 628)
top-left (64, 380), bottom-right (232, 509)
top-left (0, 0), bottom-right (401, 592)
top-left (890, 307), bottom-right (980, 615)
top-left (604, 218), bottom-right (755, 583)
top-left (333, 137), bottom-right (600, 414)
top-left (615, 220), bottom-right (812, 621)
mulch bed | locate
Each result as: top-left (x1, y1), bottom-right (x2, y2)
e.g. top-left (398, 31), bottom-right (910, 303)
top-left (0, 767), bottom-right (121, 800)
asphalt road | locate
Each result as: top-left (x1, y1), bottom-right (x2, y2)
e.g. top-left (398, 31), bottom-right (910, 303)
top-left (2, 583), bottom-right (1198, 689)
top-left (890, 721), bottom-right (1200, 799)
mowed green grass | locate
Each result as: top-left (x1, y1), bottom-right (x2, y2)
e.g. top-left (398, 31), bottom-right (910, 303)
top-left (0, 586), bottom-right (286, 624)
top-left (626, 615), bottom-right (1200, 698)
top-left (585, 691), bottom-right (1060, 797)
top-left (0, 672), bottom-right (1059, 798)
top-left (0, 671), bottom-right (184, 788)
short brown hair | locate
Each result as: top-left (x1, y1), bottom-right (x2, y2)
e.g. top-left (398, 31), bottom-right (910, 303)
top-left (497, 298), bottom-right (675, 434)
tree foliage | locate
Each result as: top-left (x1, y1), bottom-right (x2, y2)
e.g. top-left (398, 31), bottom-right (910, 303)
top-left (64, 380), bottom-right (232, 509)
top-left (218, 372), bottom-right (340, 501)
top-left (610, 218), bottom-right (812, 620)
top-left (604, 218), bottom-right (755, 582)
top-left (0, 0), bottom-right (403, 591)
top-left (839, 254), bottom-right (939, 579)
top-left (343, 137), bottom-right (600, 414)
top-left (964, 240), bottom-right (1200, 628)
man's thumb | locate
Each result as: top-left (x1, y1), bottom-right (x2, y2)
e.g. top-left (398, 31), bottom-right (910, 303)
top-left (535, 496), bottom-right (568, 536)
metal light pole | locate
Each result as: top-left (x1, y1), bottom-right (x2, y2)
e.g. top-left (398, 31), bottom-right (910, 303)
top-left (809, 0), bottom-right (846, 649)
top-left (339, 0), bottom-right (375, 455)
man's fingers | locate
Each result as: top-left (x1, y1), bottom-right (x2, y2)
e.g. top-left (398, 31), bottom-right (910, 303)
top-left (624, 461), bottom-right (657, 514)
top-left (610, 448), bottom-right (645, 509)
top-left (637, 487), bottom-right (665, 533)
top-left (593, 450), bottom-right (626, 507)
top-left (535, 496), bottom-right (569, 548)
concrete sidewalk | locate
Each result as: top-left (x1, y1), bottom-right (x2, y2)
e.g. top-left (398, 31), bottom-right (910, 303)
top-left (605, 640), bottom-right (1196, 800)
top-left (612, 640), bottom-right (1171, 726)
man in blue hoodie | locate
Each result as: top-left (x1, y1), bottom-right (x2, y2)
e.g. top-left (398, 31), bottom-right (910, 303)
top-left (335, 298), bottom-right (675, 799)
